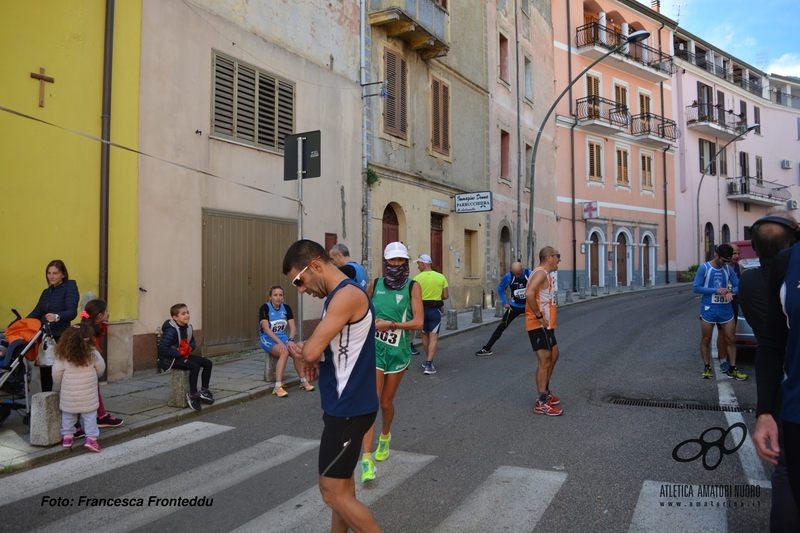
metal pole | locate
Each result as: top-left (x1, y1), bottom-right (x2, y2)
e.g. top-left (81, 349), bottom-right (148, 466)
top-left (695, 126), bottom-right (756, 265)
top-left (297, 136), bottom-right (304, 340)
top-left (526, 38), bottom-right (640, 267)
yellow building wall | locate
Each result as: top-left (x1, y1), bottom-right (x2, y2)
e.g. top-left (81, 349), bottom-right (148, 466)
top-left (0, 1), bottom-right (141, 324)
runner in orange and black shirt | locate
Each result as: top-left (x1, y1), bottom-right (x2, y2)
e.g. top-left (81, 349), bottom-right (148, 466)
top-left (525, 246), bottom-right (563, 416)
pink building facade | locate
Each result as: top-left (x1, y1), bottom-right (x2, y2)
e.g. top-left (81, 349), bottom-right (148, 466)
top-left (673, 29), bottom-right (799, 270)
top-left (552, 0), bottom-right (678, 290)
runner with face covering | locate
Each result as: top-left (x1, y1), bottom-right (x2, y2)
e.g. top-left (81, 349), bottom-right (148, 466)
top-left (360, 242), bottom-right (424, 483)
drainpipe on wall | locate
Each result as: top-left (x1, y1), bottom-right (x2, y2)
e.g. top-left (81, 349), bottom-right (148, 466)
top-left (99, 0), bottom-right (115, 303)
top-left (657, 21), bottom-right (670, 283)
top-left (567, 0), bottom-right (578, 291)
top-left (360, 0), bottom-right (371, 277)
top-left (514, 0), bottom-right (522, 261)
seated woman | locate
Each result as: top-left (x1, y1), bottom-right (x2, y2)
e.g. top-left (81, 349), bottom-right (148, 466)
top-left (259, 286), bottom-right (315, 397)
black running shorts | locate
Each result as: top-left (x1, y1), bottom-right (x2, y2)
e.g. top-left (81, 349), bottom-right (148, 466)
top-left (527, 328), bottom-right (557, 352)
top-left (319, 411), bottom-right (377, 478)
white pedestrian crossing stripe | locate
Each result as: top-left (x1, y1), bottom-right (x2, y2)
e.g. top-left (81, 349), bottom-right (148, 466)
top-left (0, 421), bottom-right (234, 506)
top-left (29, 434), bottom-right (319, 533)
top-left (628, 480), bottom-right (727, 533)
top-left (432, 466), bottom-right (567, 533)
top-left (232, 450), bottom-right (436, 533)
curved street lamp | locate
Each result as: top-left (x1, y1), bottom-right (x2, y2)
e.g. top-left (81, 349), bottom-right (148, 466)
top-left (525, 29), bottom-right (651, 268)
top-left (695, 123), bottom-right (759, 265)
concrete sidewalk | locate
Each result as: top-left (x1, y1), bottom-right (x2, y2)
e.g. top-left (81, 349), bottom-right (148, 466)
top-left (0, 281), bottom-right (683, 471)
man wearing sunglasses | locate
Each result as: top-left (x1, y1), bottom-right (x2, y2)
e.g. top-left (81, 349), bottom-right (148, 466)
top-left (282, 240), bottom-right (381, 533)
top-left (526, 247), bottom-right (563, 416)
top-left (693, 243), bottom-right (746, 380)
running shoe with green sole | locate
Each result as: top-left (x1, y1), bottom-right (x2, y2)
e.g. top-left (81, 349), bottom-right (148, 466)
top-left (702, 366), bottom-right (713, 379)
top-left (726, 367), bottom-right (748, 380)
top-left (361, 457), bottom-right (376, 483)
top-left (375, 433), bottom-right (391, 462)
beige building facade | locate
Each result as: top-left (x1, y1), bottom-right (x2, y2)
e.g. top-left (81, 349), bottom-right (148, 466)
top-left (364, 1), bottom-right (489, 309)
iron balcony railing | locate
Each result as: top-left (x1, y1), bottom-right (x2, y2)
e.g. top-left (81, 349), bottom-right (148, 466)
top-left (732, 74), bottom-right (763, 96)
top-left (675, 49), bottom-right (732, 82)
top-left (576, 22), bottom-right (675, 75)
top-left (772, 91), bottom-right (800, 110)
top-left (686, 103), bottom-right (747, 134)
top-left (576, 95), bottom-right (630, 127)
top-left (727, 177), bottom-right (792, 201)
top-left (630, 113), bottom-right (678, 141)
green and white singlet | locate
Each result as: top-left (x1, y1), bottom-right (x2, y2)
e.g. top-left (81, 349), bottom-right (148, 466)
top-left (372, 278), bottom-right (414, 373)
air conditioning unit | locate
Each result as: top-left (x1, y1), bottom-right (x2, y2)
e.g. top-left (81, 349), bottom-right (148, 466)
top-left (788, 200), bottom-right (798, 210)
top-left (782, 160), bottom-right (794, 169)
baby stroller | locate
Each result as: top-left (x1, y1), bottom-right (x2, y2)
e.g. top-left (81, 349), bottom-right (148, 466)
top-left (0, 310), bottom-right (47, 427)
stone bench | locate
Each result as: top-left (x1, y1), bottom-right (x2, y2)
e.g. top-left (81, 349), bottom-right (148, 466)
top-left (167, 369), bottom-right (190, 408)
top-left (30, 391), bottom-right (61, 446)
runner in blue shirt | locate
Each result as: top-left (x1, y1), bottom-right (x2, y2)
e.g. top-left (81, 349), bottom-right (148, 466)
top-left (476, 262), bottom-right (531, 356)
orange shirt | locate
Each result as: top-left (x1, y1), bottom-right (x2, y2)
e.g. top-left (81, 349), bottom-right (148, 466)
top-left (525, 266), bottom-right (557, 331)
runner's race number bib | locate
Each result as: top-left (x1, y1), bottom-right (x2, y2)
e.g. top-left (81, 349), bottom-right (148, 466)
top-left (375, 329), bottom-right (400, 347)
top-left (513, 288), bottom-right (526, 300)
top-left (271, 319), bottom-right (288, 333)
top-left (711, 294), bottom-right (728, 304)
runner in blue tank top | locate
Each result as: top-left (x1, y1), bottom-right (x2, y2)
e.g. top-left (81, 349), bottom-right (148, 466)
top-left (283, 240), bottom-right (381, 533)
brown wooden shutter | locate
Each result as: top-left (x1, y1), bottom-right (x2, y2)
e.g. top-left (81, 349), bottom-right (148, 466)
top-left (213, 55), bottom-right (235, 137)
top-left (640, 94), bottom-right (650, 114)
top-left (432, 79), bottom-right (441, 150)
top-left (385, 49), bottom-right (398, 136)
top-left (399, 56), bottom-right (407, 138)
top-left (441, 83), bottom-right (449, 155)
top-left (617, 148), bottom-right (628, 185)
top-left (589, 142), bottom-right (601, 180)
top-left (699, 138), bottom-right (706, 173)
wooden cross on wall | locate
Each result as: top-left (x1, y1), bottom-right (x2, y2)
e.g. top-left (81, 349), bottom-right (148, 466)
top-left (30, 68), bottom-right (55, 107)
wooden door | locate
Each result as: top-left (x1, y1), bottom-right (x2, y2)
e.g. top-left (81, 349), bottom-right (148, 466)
top-left (590, 234), bottom-right (599, 286)
top-left (643, 237), bottom-right (651, 286)
top-left (382, 206), bottom-right (399, 276)
top-left (325, 233), bottom-right (337, 255)
top-left (431, 214), bottom-right (443, 273)
top-left (616, 233), bottom-right (627, 286)
top-left (499, 226), bottom-right (511, 276)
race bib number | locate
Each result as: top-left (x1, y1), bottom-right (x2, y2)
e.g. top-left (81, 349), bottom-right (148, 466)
top-left (513, 288), bottom-right (526, 299)
top-left (711, 294), bottom-right (727, 304)
top-left (271, 319), bottom-right (288, 333)
top-left (375, 329), bottom-right (400, 347)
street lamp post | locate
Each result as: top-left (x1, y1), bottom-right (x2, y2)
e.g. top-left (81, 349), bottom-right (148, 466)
top-left (525, 30), bottom-right (651, 268)
top-left (695, 123), bottom-right (759, 265)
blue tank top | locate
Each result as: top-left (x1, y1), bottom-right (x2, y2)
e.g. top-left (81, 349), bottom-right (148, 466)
top-left (260, 303), bottom-right (291, 342)
top-left (781, 243), bottom-right (800, 424)
top-left (319, 279), bottom-right (379, 417)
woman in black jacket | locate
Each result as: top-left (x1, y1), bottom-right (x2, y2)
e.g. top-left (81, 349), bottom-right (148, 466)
top-left (28, 259), bottom-right (79, 392)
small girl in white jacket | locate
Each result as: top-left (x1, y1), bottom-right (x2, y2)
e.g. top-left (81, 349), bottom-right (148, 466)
top-left (53, 323), bottom-right (106, 452)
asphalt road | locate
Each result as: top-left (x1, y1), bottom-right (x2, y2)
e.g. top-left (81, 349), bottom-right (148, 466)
top-left (3, 285), bottom-right (770, 533)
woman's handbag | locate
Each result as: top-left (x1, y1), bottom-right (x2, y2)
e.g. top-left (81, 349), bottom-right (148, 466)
top-left (37, 335), bottom-right (57, 366)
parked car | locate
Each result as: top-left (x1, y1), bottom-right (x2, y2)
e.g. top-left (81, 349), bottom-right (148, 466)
top-left (734, 256), bottom-right (759, 349)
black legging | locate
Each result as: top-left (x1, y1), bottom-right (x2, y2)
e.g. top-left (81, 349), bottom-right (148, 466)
top-left (484, 306), bottom-right (526, 350)
top-left (170, 355), bottom-right (212, 394)
top-left (781, 420), bottom-right (800, 515)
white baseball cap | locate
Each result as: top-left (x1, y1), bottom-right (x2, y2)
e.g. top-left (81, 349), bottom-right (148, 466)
top-left (417, 254), bottom-right (432, 264)
top-left (384, 242), bottom-right (410, 260)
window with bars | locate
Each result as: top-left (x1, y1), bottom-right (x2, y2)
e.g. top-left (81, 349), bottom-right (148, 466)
top-left (641, 154), bottom-right (653, 190)
top-left (589, 141), bottom-right (602, 181)
top-left (431, 76), bottom-right (450, 156)
top-left (616, 147), bottom-right (629, 186)
top-left (385, 48), bottom-right (408, 140)
top-left (212, 53), bottom-right (294, 151)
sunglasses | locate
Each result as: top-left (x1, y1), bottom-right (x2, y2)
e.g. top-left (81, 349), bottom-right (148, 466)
top-left (292, 255), bottom-right (321, 287)
top-left (550, 253), bottom-right (561, 259)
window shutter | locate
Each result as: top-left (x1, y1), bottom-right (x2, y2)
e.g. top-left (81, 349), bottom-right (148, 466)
top-left (442, 83), bottom-right (449, 155)
top-left (589, 142), bottom-right (601, 180)
top-left (399, 57), bottom-right (407, 137)
top-left (258, 74), bottom-right (276, 148)
top-left (385, 49), bottom-right (398, 136)
top-left (277, 81), bottom-right (293, 150)
top-left (213, 56), bottom-right (235, 137)
top-left (640, 94), bottom-right (650, 115)
top-left (699, 138), bottom-right (706, 173)
top-left (236, 65), bottom-right (256, 143)
top-left (432, 79), bottom-right (441, 151)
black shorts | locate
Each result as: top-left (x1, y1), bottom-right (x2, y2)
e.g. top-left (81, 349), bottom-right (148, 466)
top-left (319, 411), bottom-right (377, 479)
top-left (527, 328), bottom-right (557, 352)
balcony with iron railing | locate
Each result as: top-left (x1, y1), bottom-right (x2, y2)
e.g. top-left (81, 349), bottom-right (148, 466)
top-left (686, 102), bottom-right (747, 141)
top-left (675, 49), bottom-right (733, 82)
top-left (726, 176), bottom-right (791, 207)
top-left (576, 96), bottom-right (630, 133)
top-left (630, 113), bottom-right (678, 146)
top-left (732, 74), bottom-right (763, 97)
top-left (772, 91), bottom-right (800, 110)
top-left (368, 0), bottom-right (449, 59)
top-left (575, 22), bottom-right (674, 82)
